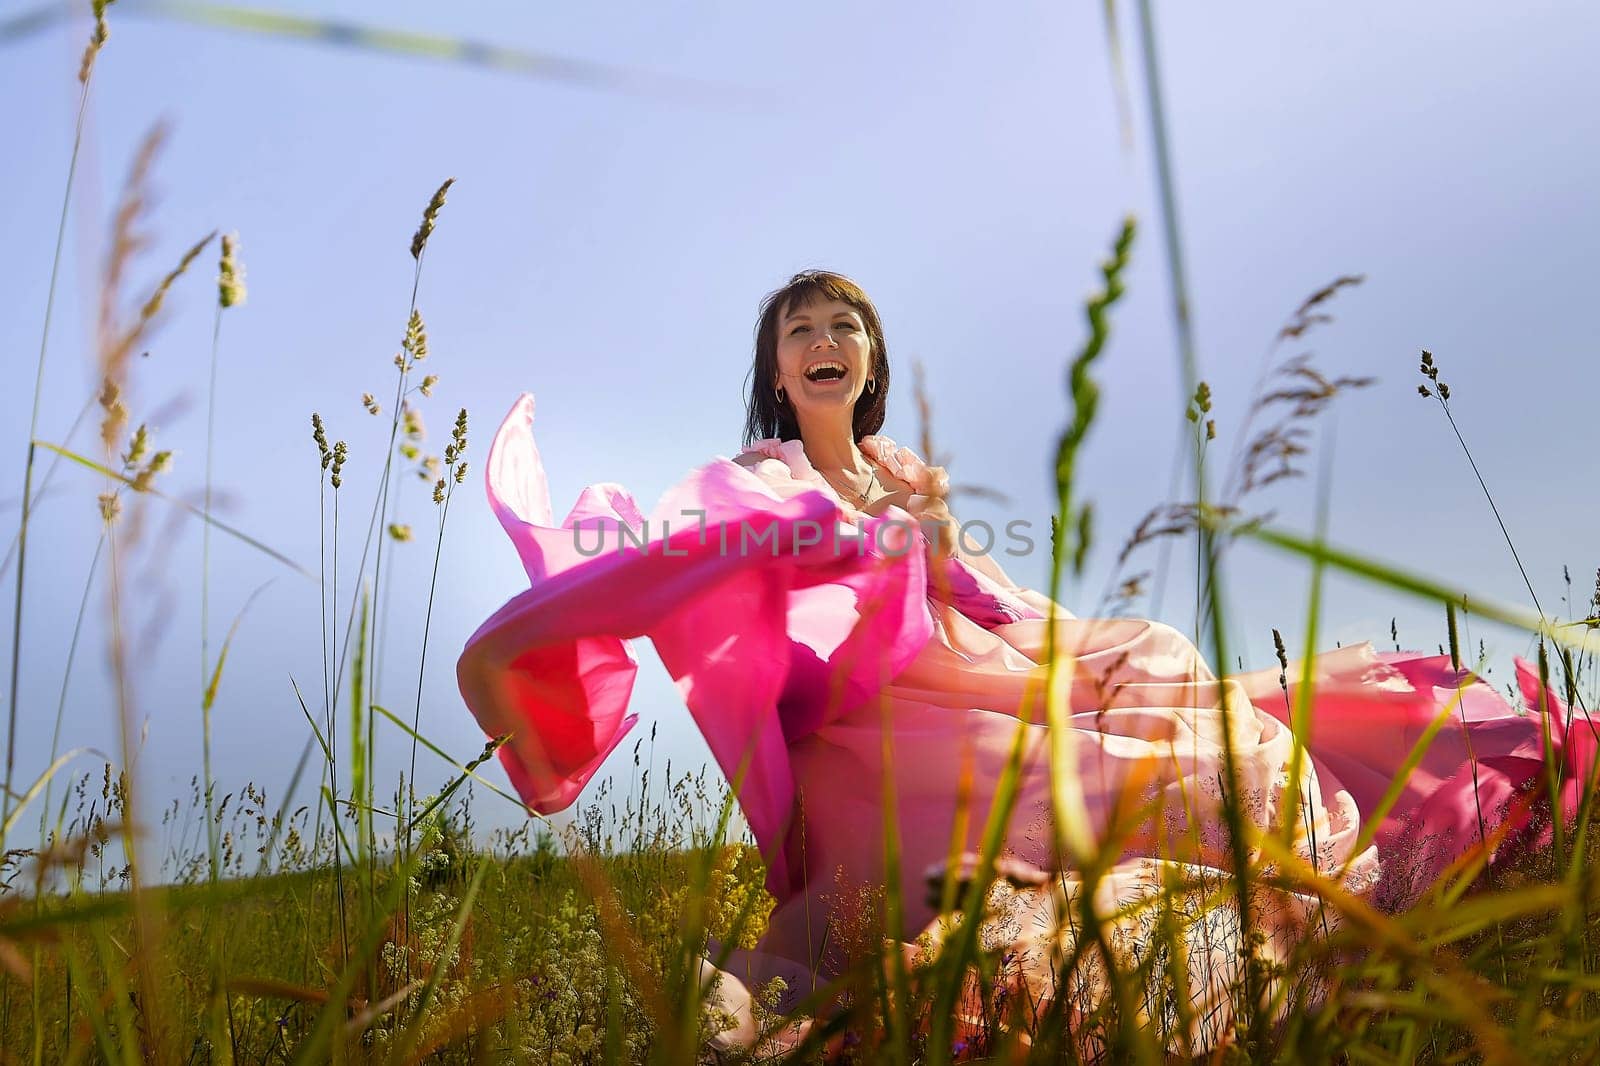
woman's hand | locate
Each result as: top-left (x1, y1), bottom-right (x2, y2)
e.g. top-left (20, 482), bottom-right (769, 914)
top-left (858, 456), bottom-right (956, 558)
top-left (906, 462), bottom-right (955, 558)
top-left (907, 491), bottom-right (957, 558)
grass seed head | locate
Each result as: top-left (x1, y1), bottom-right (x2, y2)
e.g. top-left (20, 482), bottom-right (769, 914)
top-left (362, 393), bottom-right (380, 416)
top-left (433, 478), bottom-right (446, 505)
top-left (218, 232), bottom-right (245, 308)
top-left (79, 0), bottom-right (116, 84)
top-left (130, 450), bottom-right (172, 493)
top-left (1418, 349), bottom-right (1448, 396)
top-left (410, 178), bottom-right (455, 260)
top-left (405, 309), bottom-right (428, 363)
top-left (98, 491), bottom-right (121, 523)
top-left (122, 423), bottom-right (149, 470)
top-left (331, 440), bottom-right (348, 488)
top-left (98, 379), bottom-right (128, 455)
top-left (311, 412), bottom-right (331, 468)
top-left (137, 230), bottom-right (216, 325)
top-left (420, 374), bottom-right (438, 397)
top-left (387, 522), bottom-right (413, 543)
top-left (403, 402), bottom-right (425, 441)
top-left (454, 460), bottom-right (468, 484)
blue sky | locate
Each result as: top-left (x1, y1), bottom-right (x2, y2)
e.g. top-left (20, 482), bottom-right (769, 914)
top-left (2, 1), bottom-right (1597, 849)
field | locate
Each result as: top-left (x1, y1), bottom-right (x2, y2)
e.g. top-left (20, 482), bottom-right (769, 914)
top-left (5, 4), bottom-right (1600, 1063)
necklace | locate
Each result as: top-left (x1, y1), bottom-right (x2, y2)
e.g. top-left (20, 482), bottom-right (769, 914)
top-left (822, 465), bottom-right (880, 508)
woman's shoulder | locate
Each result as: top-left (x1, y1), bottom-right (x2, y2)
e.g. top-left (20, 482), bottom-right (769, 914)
top-left (734, 437), bottom-right (791, 465)
top-left (730, 433), bottom-right (936, 488)
top-left (731, 437), bottom-right (817, 480)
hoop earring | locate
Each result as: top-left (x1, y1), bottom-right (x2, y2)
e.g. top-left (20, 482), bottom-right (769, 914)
top-left (866, 378), bottom-right (876, 394)
top-left (774, 386), bottom-right (786, 404)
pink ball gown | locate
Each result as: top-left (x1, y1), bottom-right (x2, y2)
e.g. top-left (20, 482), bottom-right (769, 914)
top-left (457, 393), bottom-right (1587, 1048)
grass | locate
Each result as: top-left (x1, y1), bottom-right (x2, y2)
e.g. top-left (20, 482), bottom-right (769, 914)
top-left (6, 4), bottom-right (1600, 1063)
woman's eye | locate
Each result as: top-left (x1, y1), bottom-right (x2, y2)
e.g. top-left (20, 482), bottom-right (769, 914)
top-left (836, 322), bottom-right (857, 331)
top-left (789, 324), bottom-right (810, 334)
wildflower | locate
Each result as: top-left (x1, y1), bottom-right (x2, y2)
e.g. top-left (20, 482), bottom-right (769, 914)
top-left (362, 393), bottom-right (380, 416)
top-left (411, 178), bottom-right (455, 260)
top-left (218, 232), bottom-right (245, 308)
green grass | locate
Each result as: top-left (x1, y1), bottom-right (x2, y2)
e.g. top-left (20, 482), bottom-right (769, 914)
top-left (3, 769), bottom-right (774, 1062)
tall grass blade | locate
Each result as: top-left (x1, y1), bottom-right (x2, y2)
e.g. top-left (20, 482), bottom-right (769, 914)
top-left (31, 441), bottom-right (310, 577)
top-left (372, 705), bottom-right (527, 816)
top-left (1241, 523), bottom-right (1600, 658)
top-left (1, 749), bottom-right (104, 841)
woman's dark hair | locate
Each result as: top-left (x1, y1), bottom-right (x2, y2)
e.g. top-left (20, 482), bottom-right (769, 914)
top-left (742, 270), bottom-right (890, 447)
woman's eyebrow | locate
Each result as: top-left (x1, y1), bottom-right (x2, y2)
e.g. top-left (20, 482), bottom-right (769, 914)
top-left (783, 309), bottom-right (860, 323)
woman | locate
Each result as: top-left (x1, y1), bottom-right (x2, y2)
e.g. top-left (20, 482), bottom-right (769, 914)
top-left (457, 270), bottom-right (1577, 1050)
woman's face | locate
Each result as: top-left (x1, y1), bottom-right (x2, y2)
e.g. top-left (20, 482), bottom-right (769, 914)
top-left (773, 296), bottom-right (874, 420)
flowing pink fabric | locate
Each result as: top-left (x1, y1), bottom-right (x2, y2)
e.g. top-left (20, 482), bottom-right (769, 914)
top-left (457, 393), bottom-right (1583, 1046)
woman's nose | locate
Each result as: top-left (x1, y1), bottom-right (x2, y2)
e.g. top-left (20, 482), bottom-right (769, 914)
top-left (811, 330), bottom-right (838, 349)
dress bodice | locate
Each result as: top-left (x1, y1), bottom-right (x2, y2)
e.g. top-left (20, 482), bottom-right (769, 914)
top-left (732, 434), bottom-right (1041, 635)
top-left (735, 434), bottom-right (935, 514)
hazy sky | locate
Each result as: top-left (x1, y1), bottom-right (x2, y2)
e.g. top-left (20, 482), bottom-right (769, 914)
top-left (3, 1), bottom-right (1597, 850)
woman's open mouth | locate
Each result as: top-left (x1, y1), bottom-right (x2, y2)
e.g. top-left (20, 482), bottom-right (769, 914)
top-left (803, 361), bottom-right (848, 384)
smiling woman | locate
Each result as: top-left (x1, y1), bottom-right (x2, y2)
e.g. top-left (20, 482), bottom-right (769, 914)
top-left (743, 271), bottom-right (891, 458)
top-left (456, 271), bottom-right (1583, 1054)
